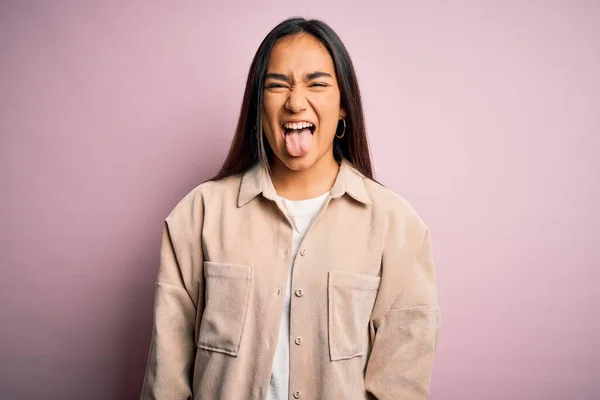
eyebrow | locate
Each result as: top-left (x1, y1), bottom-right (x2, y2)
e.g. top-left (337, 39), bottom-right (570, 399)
top-left (265, 71), bottom-right (333, 83)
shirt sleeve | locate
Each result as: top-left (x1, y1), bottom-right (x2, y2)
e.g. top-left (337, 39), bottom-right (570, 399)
top-left (364, 222), bottom-right (441, 399)
top-left (140, 195), bottom-right (205, 400)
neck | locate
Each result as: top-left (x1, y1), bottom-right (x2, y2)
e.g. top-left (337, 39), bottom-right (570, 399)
top-left (270, 153), bottom-right (340, 200)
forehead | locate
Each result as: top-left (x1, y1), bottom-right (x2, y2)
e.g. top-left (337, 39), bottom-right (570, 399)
top-left (267, 33), bottom-right (336, 75)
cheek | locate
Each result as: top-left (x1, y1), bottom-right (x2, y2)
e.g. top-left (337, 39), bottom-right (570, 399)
top-left (262, 96), bottom-right (282, 135)
top-left (261, 102), bottom-right (275, 135)
top-left (316, 101), bottom-right (341, 138)
top-left (260, 112), bottom-right (270, 133)
top-left (262, 116), bottom-right (278, 148)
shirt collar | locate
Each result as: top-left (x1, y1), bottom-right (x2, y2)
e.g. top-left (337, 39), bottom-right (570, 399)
top-left (237, 158), bottom-right (372, 207)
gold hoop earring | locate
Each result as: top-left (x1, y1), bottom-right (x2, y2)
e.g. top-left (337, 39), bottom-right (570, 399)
top-left (336, 118), bottom-right (346, 139)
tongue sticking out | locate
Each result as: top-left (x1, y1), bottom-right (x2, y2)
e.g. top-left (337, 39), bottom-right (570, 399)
top-left (285, 128), bottom-right (313, 157)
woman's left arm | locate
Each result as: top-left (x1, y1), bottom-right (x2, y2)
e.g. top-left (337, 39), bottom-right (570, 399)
top-left (364, 219), bottom-right (441, 400)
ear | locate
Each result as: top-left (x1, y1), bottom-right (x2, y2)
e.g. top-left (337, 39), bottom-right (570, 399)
top-left (340, 109), bottom-right (346, 119)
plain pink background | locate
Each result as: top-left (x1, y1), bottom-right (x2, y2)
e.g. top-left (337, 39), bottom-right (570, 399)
top-left (1, 1), bottom-right (598, 399)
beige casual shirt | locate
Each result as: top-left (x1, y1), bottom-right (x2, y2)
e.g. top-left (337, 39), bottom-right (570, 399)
top-left (140, 158), bottom-right (441, 400)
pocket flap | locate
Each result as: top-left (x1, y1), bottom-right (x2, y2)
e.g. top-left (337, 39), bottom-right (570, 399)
top-left (328, 271), bottom-right (381, 290)
top-left (204, 261), bottom-right (253, 280)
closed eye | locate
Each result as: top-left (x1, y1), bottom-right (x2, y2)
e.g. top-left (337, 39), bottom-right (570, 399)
top-left (311, 83), bottom-right (329, 87)
top-left (267, 83), bottom-right (287, 89)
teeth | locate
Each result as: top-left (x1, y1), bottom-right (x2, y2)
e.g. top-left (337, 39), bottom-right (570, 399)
top-left (284, 121), bottom-right (313, 130)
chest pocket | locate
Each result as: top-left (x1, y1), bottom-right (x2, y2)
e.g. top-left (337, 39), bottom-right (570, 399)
top-left (328, 270), bottom-right (381, 361)
top-left (198, 261), bottom-right (253, 356)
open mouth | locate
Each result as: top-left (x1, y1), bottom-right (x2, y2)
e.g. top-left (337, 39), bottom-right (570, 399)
top-left (280, 121), bottom-right (316, 157)
top-left (281, 121), bottom-right (316, 137)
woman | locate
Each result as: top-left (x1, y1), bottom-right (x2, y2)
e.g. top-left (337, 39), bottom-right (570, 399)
top-left (141, 17), bottom-right (440, 400)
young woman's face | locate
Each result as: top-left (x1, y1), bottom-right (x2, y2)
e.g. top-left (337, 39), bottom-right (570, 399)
top-left (262, 33), bottom-right (345, 171)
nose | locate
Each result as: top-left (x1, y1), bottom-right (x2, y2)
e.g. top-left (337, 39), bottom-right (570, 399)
top-left (285, 87), bottom-right (308, 113)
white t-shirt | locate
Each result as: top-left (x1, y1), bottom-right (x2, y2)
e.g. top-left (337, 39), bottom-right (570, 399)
top-left (267, 191), bottom-right (330, 400)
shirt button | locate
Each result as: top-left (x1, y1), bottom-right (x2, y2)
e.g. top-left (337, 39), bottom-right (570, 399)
top-left (293, 390), bottom-right (301, 398)
top-left (294, 336), bottom-right (303, 345)
top-left (295, 289), bottom-right (304, 297)
top-left (300, 249), bottom-right (306, 256)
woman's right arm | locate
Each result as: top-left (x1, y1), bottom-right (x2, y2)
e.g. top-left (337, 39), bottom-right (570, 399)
top-left (140, 193), bottom-right (205, 399)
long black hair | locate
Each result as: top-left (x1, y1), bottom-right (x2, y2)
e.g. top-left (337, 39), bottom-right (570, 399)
top-left (211, 17), bottom-right (374, 181)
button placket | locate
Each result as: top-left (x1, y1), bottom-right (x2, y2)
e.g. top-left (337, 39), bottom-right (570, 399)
top-left (290, 227), bottom-right (317, 400)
